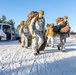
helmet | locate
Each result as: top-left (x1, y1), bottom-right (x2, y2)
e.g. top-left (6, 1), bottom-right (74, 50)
top-left (20, 21), bottom-right (24, 25)
top-left (64, 16), bottom-right (68, 19)
top-left (39, 10), bottom-right (44, 15)
top-left (24, 21), bottom-right (27, 25)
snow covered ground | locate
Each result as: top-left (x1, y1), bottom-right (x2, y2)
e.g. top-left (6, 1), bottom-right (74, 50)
top-left (0, 37), bottom-right (76, 75)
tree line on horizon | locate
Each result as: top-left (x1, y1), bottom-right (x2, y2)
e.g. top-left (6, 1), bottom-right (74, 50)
top-left (0, 15), bottom-right (15, 30)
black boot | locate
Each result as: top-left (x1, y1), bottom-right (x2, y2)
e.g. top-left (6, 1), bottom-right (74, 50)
top-left (47, 45), bottom-right (49, 47)
top-left (37, 50), bottom-right (40, 54)
top-left (57, 45), bottom-right (60, 50)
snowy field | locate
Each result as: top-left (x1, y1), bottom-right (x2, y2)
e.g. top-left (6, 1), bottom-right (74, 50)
top-left (0, 37), bottom-right (76, 75)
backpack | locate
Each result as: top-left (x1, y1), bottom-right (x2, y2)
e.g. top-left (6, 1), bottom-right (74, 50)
top-left (28, 11), bottom-right (38, 21)
top-left (56, 17), bottom-right (64, 24)
top-left (53, 22), bottom-right (71, 34)
top-left (60, 23), bottom-right (71, 34)
top-left (21, 25), bottom-right (29, 34)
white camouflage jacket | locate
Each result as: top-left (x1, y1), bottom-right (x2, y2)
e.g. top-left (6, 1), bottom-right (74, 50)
top-left (30, 17), bottom-right (45, 33)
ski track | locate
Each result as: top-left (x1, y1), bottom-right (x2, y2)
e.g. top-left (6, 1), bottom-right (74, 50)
top-left (0, 37), bottom-right (76, 75)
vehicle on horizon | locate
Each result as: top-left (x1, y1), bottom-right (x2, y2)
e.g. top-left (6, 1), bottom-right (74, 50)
top-left (0, 23), bottom-right (12, 41)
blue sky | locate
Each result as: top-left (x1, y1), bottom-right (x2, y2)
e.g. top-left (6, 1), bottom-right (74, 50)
top-left (0, 0), bottom-right (76, 31)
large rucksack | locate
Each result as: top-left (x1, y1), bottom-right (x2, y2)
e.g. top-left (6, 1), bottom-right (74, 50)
top-left (59, 21), bottom-right (71, 34)
top-left (53, 25), bottom-right (71, 34)
top-left (53, 20), bottom-right (71, 34)
top-left (56, 17), bottom-right (64, 24)
top-left (28, 11), bottom-right (38, 21)
top-left (17, 11), bottom-right (38, 31)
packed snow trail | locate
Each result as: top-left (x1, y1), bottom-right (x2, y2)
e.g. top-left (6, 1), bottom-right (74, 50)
top-left (0, 37), bottom-right (76, 75)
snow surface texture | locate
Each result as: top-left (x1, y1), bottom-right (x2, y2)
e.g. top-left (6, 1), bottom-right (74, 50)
top-left (0, 37), bottom-right (76, 75)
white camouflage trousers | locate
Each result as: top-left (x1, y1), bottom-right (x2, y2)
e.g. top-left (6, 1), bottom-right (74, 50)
top-left (21, 33), bottom-right (28, 47)
top-left (32, 32), bottom-right (44, 53)
top-left (47, 36), bottom-right (54, 47)
top-left (58, 34), bottom-right (67, 50)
